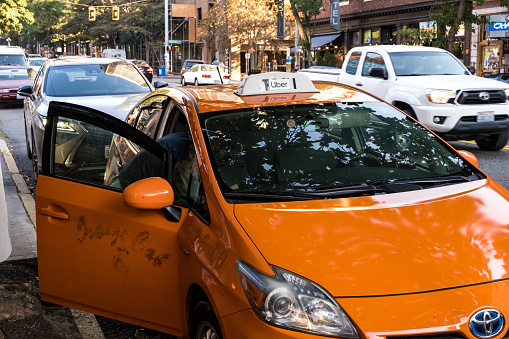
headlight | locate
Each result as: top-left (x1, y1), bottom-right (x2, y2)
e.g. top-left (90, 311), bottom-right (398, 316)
top-left (504, 88), bottom-right (509, 98)
top-left (236, 260), bottom-right (359, 338)
top-left (41, 117), bottom-right (76, 132)
top-left (426, 89), bottom-right (455, 104)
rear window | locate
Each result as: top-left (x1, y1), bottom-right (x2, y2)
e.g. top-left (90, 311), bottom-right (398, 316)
top-left (44, 62), bottom-right (151, 97)
top-left (202, 65), bottom-right (218, 72)
top-left (0, 54), bottom-right (27, 66)
top-left (0, 67), bottom-right (29, 80)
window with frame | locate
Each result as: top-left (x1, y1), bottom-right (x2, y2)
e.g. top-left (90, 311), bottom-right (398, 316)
top-left (362, 52), bottom-right (387, 77)
top-left (345, 51), bottom-right (362, 75)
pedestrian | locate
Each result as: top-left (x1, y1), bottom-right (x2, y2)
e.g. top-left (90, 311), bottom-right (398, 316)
top-left (219, 61), bottom-right (225, 72)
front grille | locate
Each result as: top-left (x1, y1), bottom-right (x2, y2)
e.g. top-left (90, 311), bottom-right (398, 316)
top-left (460, 114), bottom-right (509, 122)
top-left (388, 333), bottom-right (466, 339)
top-left (456, 90), bottom-right (506, 104)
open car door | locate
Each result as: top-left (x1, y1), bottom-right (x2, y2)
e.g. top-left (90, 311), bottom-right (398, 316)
top-left (36, 102), bottom-right (185, 336)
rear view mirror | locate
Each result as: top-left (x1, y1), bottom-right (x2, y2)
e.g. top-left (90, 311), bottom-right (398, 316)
top-left (123, 177), bottom-right (174, 209)
top-left (17, 85), bottom-right (33, 98)
top-left (457, 150), bottom-right (478, 167)
top-left (466, 66), bottom-right (476, 75)
top-left (153, 81), bottom-right (169, 89)
top-left (368, 67), bottom-right (388, 80)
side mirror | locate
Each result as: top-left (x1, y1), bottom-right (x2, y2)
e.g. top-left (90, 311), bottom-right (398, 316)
top-left (466, 66), bottom-right (476, 75)
top-left (368, 67), bottom-right (388, 80)
top-left (17, 85), bottom-right (33, 98)
top-left (457, 150), bottom-right (478, 167)
top-left (123, 177), bottom-right (174, 209)
top-left (153, 80), bottom-right (169, 89)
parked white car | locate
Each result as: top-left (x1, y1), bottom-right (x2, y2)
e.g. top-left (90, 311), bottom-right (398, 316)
top-left (181, 64), bottom-right (230, 86)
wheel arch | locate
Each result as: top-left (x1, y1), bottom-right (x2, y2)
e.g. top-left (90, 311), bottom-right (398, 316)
top-left (185, 283), bottom-right (215, 334)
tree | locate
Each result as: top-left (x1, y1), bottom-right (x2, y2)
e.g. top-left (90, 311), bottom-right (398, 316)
top-left (0, 0), bottom-right (34, 35)
top-left (288, 0), bottom-right (324, 66)
top-left (23, 0), bottom-right (70, 47)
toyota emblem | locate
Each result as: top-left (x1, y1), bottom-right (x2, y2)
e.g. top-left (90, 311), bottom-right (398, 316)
top-left (479, 92), bottom-right (490, 101)
top-left (469, 309), bottom-right (505, 338)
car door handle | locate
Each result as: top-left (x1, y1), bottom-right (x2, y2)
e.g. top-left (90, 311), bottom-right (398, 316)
top-left (356, 82), bottom-right (363, 86)
top-left (40, 206), bottom-right (70, 220)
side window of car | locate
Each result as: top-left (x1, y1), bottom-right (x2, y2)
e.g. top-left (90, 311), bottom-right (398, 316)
top-left (50, 115), bottom-right (168, 191)
top-left (135, 96), bottom-right (168, 138)
top-left (162, 110), bottom-right (209, 223)
top-left (33, 64), bottom-right (46, 97)
top-left (362, 52), bottom-right (386, 77)
top-left (345, 51), bottom-right (362, 75)
top-left (190, 65), bottom-right (199, 72)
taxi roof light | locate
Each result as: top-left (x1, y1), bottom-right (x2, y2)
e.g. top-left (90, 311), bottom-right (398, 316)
top-left (235, 72), bottom-right (319, 96)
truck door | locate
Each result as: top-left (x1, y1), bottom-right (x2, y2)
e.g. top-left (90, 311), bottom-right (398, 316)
top-left (356, 51), bottom-right (390, 98)
top-left (36, 101), bottom-right (185, 336)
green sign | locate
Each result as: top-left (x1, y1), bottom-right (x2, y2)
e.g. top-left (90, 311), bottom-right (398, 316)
top-left (168, 40), bottom-right (182, 44)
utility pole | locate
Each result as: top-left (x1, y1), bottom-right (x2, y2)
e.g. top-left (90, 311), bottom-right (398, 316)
top-left (165, 0), bottom-right (169, 74)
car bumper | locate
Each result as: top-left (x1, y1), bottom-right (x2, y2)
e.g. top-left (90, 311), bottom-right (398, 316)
top-left (413, 103), bottom-right (509, 135)
top-left (220, 280), bottom-right (509, 339)
top-left (0, 92), bottom-right (22, 102)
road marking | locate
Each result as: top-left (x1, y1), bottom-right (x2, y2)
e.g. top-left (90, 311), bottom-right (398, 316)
top-left (457, 140), bottom-right (509, 150)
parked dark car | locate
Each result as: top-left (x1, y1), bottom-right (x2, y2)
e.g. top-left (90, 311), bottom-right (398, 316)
top-left (180, 59), bottom-right (204, 75)
top-left (129, 59), bottom-right (153, 83)
top-left (486, 73), bottom-right (509, 84)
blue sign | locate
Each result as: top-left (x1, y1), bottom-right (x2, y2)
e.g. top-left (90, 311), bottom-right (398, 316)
top-left (489, 22), bottom-right (509, 31)
top-left (331, 0), bottom-right (340, 31)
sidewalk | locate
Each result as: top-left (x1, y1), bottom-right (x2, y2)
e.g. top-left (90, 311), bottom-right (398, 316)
top-left (0, 139), bottom-right (104, 339)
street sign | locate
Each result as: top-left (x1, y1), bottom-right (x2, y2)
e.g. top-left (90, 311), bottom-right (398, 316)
top-left (168, 40), bottom-right (182, 44)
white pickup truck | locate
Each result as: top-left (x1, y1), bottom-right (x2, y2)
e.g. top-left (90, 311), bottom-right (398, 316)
top-left (300, 45), bottom-right (509, 150)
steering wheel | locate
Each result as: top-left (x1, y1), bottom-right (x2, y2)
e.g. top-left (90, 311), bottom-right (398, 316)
top-left (350, 153), bottom-right (383, 167)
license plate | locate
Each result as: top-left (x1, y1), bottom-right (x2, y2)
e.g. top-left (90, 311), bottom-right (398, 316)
top-left (477, 111), bottom-right (495, 122)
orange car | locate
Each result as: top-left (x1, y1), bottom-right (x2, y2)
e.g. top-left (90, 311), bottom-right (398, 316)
top-left (36, 72), bottom-right (509, 339)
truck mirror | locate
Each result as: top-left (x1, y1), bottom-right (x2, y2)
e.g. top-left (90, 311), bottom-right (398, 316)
top-left (369, 67), bottom-right (388, 80)
top-left (466, 66), bottom-right (476, 75)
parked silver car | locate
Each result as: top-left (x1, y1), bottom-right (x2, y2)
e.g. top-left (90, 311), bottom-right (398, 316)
top-left (18, 57), bottom-right (165, 179)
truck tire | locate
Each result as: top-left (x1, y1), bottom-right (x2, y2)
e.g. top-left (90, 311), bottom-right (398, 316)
top-left (475, 130), bottom-right (509, 151)
top-left (190, 301), bottom-right (223, 339)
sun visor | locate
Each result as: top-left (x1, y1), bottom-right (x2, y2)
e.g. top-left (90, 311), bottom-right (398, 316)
top-left (235, 72), bottom-right (319, 96)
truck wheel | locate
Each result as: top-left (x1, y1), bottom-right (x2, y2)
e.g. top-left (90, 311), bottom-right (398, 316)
top-left (190, 301), bottom-right (222, 339)
top-left (476, 130), bottom-right (509, 151)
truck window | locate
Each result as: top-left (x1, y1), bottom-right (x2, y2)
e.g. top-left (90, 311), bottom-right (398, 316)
top-left (362, 52), bottom-right (386, 76)
top-left (345, 52), bottom-right (362, 75)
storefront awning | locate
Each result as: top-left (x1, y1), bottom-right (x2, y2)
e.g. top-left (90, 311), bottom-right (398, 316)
top-left (311, 34), bottom-right (341, 50)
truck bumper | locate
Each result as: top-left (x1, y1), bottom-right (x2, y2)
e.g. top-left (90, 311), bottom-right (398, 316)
top-left (412, 104), bottom-right (509, 138)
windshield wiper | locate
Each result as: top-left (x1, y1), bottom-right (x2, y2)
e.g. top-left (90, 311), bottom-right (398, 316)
top-left (368, 174), bottom-right (481, 189)
top-left (225, 185), bottom-right (387, 201)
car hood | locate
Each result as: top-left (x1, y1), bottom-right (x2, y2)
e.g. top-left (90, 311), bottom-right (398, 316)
top-left (396, 74), bottom-right (509, 91)
top-left (0, 78), bottom-right (33, 89)
top-left (46, 93), bottom-right (146, 120)
top-left (233, 179), bottom-right (509, 297)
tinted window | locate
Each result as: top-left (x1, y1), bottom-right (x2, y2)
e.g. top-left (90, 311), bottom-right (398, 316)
top-left (362, 52), bottom-right (386, 76)
top-left (345, 52), bottom-right (361, 75)
top-left (45, 62), bottom-right (150, 97)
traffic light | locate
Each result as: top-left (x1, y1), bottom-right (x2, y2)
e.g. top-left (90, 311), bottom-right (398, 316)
top-left (112, 6), bottom-right (119, 20)
top-left (89, 6), bottom-right (96, 21)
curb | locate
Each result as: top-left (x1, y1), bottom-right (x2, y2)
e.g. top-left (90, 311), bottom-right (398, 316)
top-left (0, 138), bottom-right (105, 339)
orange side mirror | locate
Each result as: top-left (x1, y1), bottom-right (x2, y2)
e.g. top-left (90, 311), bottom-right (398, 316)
top-left (123, 177), bottom-right (174, 209)
top-left (457, 150), bottom-right (478, 167)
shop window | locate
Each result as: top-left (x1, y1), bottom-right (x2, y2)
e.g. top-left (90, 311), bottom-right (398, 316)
top-left (352, 31), bottom-right (361, 45)
top-left (371, 29), bottom-right (380, 44)
top-left (363, 30), bottom-right (372, 44)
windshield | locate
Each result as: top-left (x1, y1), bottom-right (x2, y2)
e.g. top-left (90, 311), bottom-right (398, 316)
top-left (389, 51), bottom-right (468, 76)
top-left (29, 59), bottom-right (47, 66)
top-left (0, 54), bottom-right (27, 66)
top-left (201, 102), bottom-right (482, 200)
top-left (0, 67), bottom-right (29, 80)
top-left (45, 62), bottom-right (151, 97)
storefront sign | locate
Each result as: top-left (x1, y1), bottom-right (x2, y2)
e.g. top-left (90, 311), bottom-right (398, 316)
top-left (331, 0), bottom-right (340, 31)
top-left (277, 0), bottom-right (285, 39)
top-left (487, 14), bottom-right (509, 38)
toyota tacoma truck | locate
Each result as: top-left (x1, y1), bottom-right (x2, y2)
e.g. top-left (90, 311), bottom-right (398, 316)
top-left (300, 45), bottom-right (509, 150)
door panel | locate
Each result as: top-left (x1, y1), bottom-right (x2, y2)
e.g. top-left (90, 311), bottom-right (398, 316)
top-left (37, 102), bottom-right (185, 335)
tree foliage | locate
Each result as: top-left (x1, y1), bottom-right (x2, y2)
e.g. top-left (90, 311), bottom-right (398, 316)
top-left (0, 0), bottom-right (34, 35)
top-left (288, 0), bottom-right (323, 65)
top-left (24, 0), bottom-right (70, 43)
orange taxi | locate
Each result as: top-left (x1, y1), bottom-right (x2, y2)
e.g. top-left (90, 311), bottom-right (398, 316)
top-left (36, 72), bottom-right (509, 339)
